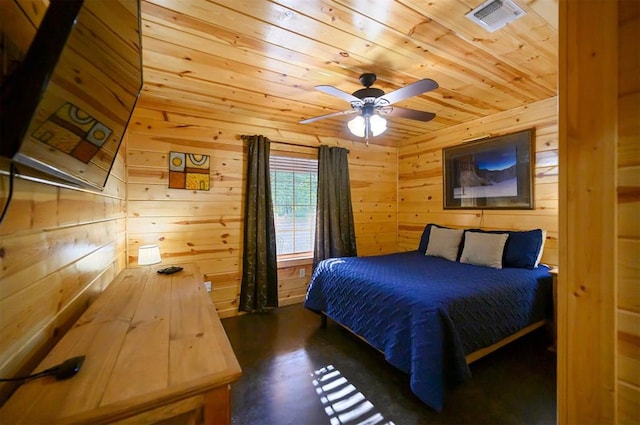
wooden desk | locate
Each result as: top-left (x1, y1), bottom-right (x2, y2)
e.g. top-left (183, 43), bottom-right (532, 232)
top-left (0, 264), bottom-right (241, 424)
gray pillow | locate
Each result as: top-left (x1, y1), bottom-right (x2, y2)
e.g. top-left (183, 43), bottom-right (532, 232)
top-left (460, 231), bottom-right (509, 269)
top-left (425, 227), bottom-right (464, 262)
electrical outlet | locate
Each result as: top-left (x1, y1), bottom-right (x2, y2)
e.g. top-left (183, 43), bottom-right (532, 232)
top-left (204, 281), bottom-right (212, 292)
top-left (299, 268), bottom-right (306, 278)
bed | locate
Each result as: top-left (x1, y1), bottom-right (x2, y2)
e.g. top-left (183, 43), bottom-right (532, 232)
top-left (303, 224), bottom-right (552, 412)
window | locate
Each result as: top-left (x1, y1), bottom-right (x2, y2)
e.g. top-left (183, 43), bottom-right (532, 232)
top-left (270, 154), bottom-right (317, 257)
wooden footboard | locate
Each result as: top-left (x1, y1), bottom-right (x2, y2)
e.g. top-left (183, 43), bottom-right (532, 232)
top-left (464, 320), bottom-right (545, 363)
top-left (318, 312), bottom-right (546, 365)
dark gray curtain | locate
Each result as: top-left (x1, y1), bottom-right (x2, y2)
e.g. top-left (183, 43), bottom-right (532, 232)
top-left (313, 145), bottom-right (357, 269)
top-left (239, 135), bottom-right (278, 312)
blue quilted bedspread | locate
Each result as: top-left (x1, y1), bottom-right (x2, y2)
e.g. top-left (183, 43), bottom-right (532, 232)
top-left (304, 251), bottom-right (551, 411)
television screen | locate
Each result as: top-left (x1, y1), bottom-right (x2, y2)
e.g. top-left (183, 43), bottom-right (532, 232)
top-left (0, 0), bottom-right (142, 190)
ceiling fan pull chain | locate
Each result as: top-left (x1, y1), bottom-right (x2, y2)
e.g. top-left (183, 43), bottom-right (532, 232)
top-left (365, 116), bottom-right (370, 146)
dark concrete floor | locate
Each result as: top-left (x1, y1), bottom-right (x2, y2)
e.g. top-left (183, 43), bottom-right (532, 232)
top-left (222, 303), bottom-right (556, 425)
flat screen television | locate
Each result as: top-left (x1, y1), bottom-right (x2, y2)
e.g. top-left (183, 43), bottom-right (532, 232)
top-left (0, 0), bottom-right (142, 190)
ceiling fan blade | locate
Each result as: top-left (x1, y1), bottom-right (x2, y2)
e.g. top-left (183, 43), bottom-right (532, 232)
top-left (378, 79), bottom-right (438, 105)
top-left (383, 106), bottom-right (436, 122)
top-left (300, 109), bottom-right (358, 124)
top-left (315, 85), bottom-right (362, 103)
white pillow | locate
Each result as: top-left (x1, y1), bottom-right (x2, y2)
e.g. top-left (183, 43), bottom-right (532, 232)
top-left (425, 227), bottom-right (464, 261)
top-left (534, 230), bottom-right (547, 267)
top-left (460, 231), bottom-right (509, 269)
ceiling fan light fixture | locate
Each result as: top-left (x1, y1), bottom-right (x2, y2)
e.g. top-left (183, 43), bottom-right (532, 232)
top-left (347, 115), bottom-right (365, 137)
top-left (347, 114), bottom-right (387, 138)
top-left (370, 114), bottom-right (387, 136)
top-left (302, 73), bottom-right (437, 144)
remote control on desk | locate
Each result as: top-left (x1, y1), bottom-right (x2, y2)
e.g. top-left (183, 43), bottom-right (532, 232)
top-left (157, 266), bottom-right (183, 274)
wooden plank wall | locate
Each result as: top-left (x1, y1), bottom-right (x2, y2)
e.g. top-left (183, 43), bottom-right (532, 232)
top-left (617, 1), bottom-right (640, 422)
top-left (397, 97), bottom-right (558, 266)
top-left (0, 0), bottom-right (127, 405)
top-left (558, 0), bottom-right (618, 422)
top-left (125, 99), bottom-right (397, 318)
top-left (0, 154), bottom-right (127, 404)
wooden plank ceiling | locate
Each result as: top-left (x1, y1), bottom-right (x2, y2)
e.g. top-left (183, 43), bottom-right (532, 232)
top-left (140, 0), bottom-right (558, 146)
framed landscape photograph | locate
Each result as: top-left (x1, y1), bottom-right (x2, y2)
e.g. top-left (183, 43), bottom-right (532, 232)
top-left (443, 129), bottom-right (534, 209)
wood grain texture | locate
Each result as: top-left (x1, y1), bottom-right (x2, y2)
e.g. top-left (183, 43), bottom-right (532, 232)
top-left (0, 5), bottom-right (129, 404)
top-left (125, 101), bottom-right (397, 317)
top-left (0, 0), bottom-right (37, 56)
top-left (0, 152), bottom-right (127, 405)
top-left (617, 1), bottom-right (640, 422)
top-left (397, 97), bottom-right (558, 266)
top-left (5, 0), bottom-right (638, 418)
top-left (558, 0), bottom-right (618, 423)
top-left (132, 0), bottom-right (558, 147)
top-left (0, 264), bottom-right (241, 424)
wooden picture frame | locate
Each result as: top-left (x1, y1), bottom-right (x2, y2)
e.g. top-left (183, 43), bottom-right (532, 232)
top-left (443, 129), bottom-right (534, 209)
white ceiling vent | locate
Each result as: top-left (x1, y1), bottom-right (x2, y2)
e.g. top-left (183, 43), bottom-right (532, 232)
top-left (465, 0), bottom-right (526, 32)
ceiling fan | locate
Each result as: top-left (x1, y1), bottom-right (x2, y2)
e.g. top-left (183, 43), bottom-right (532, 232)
top-left (300, 73), bottom-right (438, 144)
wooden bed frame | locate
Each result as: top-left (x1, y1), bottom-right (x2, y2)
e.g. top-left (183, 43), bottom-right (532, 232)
top-left (319, 312), bottom-right (546, 364)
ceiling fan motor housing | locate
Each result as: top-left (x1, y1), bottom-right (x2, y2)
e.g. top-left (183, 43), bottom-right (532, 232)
top-left (352, 87), bottom-right (385, 100)
top-left (353, 73), bottom-right (384, 100)
top-left (360, 103), bottom-right (376, 117)
top-left (359, 73), bottom-right (377, 87)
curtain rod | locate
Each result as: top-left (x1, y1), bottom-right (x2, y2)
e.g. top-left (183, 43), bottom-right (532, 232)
top-left (240, 135), bottom-right (349, 153)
